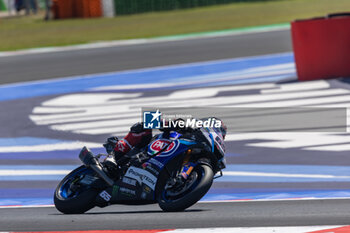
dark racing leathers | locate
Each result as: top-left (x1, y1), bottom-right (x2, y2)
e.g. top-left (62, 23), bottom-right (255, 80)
top-left (106, 122), bottom-right (152, 161)
top-left (103, 122), bottom-right (152, 173)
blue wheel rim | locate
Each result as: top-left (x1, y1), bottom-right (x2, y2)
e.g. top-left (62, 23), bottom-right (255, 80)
top-left (59, 167), bottom-right (93, 200)
top-left (162, 165), bottom-right (204, 202)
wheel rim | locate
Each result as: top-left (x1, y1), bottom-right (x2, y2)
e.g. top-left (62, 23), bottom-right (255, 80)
top-left (162, 166), bottom-right (204, 202)
top-left (58, 167), bottom-right (94, 200)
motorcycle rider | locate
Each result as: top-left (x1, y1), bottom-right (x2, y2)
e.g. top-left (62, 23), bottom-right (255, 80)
top-left (103, 118), bottom-right (227, 172)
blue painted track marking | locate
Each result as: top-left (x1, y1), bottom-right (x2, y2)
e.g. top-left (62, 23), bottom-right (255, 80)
top-left (0, 198), bottom-right (54, 206)
top-left (224, 164), bottom-right (350, 176)
top-left (219, 164), bottom-right (350, 182)
top-left (202, 190), bottom-right (350, 202)
top-left (0, 189), bottom-right (55, 198)
top-left (0, 148), bottom-right (105, 160)
top-left (0, 165), bottom-right (77, 170)
top-left (0, 53), bottom-right (294, 101)
top-left (0, 176), bottom-right (67, 181)
top-left (0, 137), bottom-right (70, 146)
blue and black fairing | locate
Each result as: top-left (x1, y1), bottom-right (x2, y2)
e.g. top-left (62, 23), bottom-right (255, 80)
top-left (95, 131), bottom-right (205, 205)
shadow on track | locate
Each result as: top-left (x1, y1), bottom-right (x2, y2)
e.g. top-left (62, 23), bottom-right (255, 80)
top-left (50, 209), bottom-right (207, 215)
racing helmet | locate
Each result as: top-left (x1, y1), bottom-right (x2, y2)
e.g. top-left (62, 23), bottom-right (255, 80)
top-left (202, 117), bottom-right (227, 140)
top-left (213, 117), bottom-right (227, 140)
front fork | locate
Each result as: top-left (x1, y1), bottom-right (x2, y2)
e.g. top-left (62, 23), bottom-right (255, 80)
top-left (165, 161), bottom-right (196, 190)
top-left (180, 162), bottom-right (196, 180)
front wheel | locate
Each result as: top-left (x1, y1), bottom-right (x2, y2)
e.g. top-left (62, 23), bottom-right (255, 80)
top-left (54, 165), bottom-right (99, 214)
top-left (158, 164), bottom-right (213, 212)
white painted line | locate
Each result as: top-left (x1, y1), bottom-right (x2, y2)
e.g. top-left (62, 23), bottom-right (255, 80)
top-left (222, 89), bottom-right (348, 105)
top-left (130, 89), bottom-right (349, 110)
top-left (304, 144), bottom-right (350, 152)
top-left (176, 89), bottom-right (343, 108)
top-left (0, 141), bottom-right (101, 152)
top-left (31, 113), bottom-right (138, 125)
top-left (0, 204), bottom-right (54, 209)
top-left (311, 103), bottom-right (350, 108)
top-left (42, 93), bottom-right (142, 107)
top-left (199, 197), bottom-right (350, 203)
top-left (225, 132), bottom-right (334, 142)
top-left (260, 80), bottom-right (330, 94)
top-left (51, 118), bottom-right (139, 131)
top-left (166, 226), bottom-right (344, 233)
top-left (246, 134), bottom-right (350, 149)
top-left (73, 127), bottom-right (130, 135)
top-left (167, 83), bottom-right (276, 99)
top-left (225, 133), bottom-right (350, 151)
top-left (347, 107), bottom-right (350, 133)
top-left (32, 105), bottom-right (139, 115)
top-left (233, 93), bottom-right (350, 107)
top-left (0, 170), bottom-right (70, 176)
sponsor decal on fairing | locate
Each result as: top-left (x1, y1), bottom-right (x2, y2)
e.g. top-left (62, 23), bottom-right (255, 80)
top-left (122, 177), bottom-right (137, 187)
top-left (148, 158), bottom-right (165, 168)
top-left (142, 162), bottom-right (160, 176)
top-left (99, 190), bottom-right (112, 202)
top-left (119, 187), bottom-right (136, 197)
top-left (148, 139), bottom-right (180, 157)
top-left (124, 166), bottom-right (157, 190)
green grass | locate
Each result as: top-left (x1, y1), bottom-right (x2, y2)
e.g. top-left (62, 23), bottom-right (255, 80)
top-left (0, 0), bottom-right (350, 51)
top-left (0, 0), bottom-right (6, 11)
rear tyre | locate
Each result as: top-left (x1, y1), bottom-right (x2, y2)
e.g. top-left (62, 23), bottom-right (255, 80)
top-left (158, 164), bottom-right (213, 212)
top-left (54, 166), bottom-right (98, 214)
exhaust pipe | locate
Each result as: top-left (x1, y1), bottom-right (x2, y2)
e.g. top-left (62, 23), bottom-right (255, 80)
top-left (79, 147), bottom-right (114, 186)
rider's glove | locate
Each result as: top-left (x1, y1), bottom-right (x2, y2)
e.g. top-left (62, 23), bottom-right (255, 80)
top-left (103, 136), bottom-right (119, 154)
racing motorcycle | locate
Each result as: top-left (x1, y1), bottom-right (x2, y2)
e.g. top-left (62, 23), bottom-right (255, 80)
top-left (54, 125), bottom-right (226, 213)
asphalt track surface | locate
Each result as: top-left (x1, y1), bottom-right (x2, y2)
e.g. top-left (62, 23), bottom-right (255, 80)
top-left (0, 29), bottom-right (292, 84)
top-left (1, 28), bottom-right (349, 231)
top-left (2, 199), bottom-right (350, 231)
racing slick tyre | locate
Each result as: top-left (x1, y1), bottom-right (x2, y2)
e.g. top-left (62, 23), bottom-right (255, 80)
top-left (158, 164), bottom-right (213, 212)
top-left (54, 166), bottom-right (99, 214)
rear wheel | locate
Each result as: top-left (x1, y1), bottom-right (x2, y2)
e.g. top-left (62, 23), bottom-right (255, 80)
top-left (54, 165), bottom-right (99, 214)
top-left (158, 164), bottom-right (213, 212)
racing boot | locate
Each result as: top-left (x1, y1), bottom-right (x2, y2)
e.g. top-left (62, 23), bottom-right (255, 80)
top-left (104, 154), bottom-right (117, 168)
top-left (103, 136), bottom-right (120, 177)
top-left (104, 151), bottom-right (125, 177)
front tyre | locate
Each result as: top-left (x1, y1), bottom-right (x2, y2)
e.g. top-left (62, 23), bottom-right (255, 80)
top-left (54, 165), bottom-right (99, 214)
top-left (158, 164), bottom-right (213, 212)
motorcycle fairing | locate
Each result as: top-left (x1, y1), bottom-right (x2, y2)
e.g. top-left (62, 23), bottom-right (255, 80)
top-left (200, 127), bottom-right (225, 157)
top-left (95, 174), bottom-right (155, 205)
top-left (96, 132), bottom-right (201, 205)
